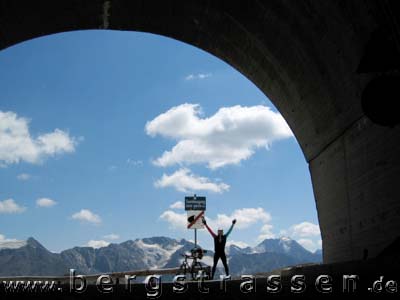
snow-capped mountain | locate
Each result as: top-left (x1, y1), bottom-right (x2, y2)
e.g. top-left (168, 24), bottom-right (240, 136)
top-left (227, 237), bottom-right (322, 274)
top-left (0, 236), bottom-right (321, 276)
top-left (253, 237), bottom-right (321, 262)
top-left (228, 237), bottom-right (321, 260)
top-left (60, 237), bottom-right (199, 274)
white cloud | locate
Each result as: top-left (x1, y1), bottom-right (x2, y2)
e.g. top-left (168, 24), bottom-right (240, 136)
top-left (0, 234), bottom-right (19, 243)
top-left (169, 201), bottom-right (184, 210)
top-left (127, 159), bottom-right (143, 166)
top-left (145, 104), bottom-right (293, 169)
top-left (297, 238), bottom-right (321, 252)
top-left (208, 207), bottom-right (271, 230)
top-left (278, 222), bottom-right (321, 252)
top-left (0, 199), bottom-right (26, 214)
top-left (287, 222), bottom-right (321, 238)
top-left (0, 110), bottom-right (79, 166)
top-left (279, 229), bottom-right (288, 236)
top-left (0, 234), bottom-right (26, 249)
top-left (159, 210), bottom-right (187, 230)
top-left (36, 198), bottom-right (57, 207)
top-left (185, 73), bottom-right (212, 80)
top-left (103, 234), bottom-right (120, 240)
top-left (160, 207), bottom-right (272, 233)
top-left (257, 223), bottom-right (276, 242)
top-left (17, 173), bottom-right (31, 181)
top-left (154, 168), bottom-right (230, 193)
top-left (71, 209), bottom-right (101, 224)
top-left (86, 240), bottom-right (110, 249)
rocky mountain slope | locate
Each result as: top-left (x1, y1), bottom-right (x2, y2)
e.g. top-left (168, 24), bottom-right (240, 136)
top-left (0, 236), bottom-right (321, 276)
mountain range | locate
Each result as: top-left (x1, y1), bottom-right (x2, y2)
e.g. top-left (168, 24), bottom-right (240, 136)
top-left (0, 236), bottom-right (321, 276)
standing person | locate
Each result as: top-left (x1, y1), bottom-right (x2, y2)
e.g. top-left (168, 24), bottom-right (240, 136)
top-left (202, 217), bottom-right (236, 279)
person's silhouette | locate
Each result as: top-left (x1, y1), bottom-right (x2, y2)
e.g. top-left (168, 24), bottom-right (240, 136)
top-left (202, 217), bottom-right (236, 279)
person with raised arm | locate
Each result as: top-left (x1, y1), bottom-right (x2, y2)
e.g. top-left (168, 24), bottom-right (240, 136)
top-left (202, 216), bottom-right (236, 279)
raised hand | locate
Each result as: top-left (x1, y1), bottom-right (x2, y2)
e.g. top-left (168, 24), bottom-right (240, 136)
top-left (232, 219), bottom-right (237, 225)
top-left (202, 217), bottom-right (207, 224)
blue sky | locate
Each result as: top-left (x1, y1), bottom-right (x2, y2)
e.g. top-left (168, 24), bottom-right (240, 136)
top-left (0, 30), bottom-right (321, 253)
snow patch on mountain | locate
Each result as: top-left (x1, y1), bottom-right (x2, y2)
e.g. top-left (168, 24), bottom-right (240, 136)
top-left (133, 239), bottom-right (183, 269)
top-left (279, 237), bottom-right (292, 252)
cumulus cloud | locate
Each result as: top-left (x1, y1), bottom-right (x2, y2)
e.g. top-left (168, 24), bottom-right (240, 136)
top-left (208, 207), bottom-right (271, 230)
top-left (159, 210), bottom-right (187, 230)
top-left (36, 198), bottom-right (57, 207)
top-left (0, 110), bottom-right (79, 166)
top-left (0, 234), bottom-right (19, 243)
top-left (185, 73), bottom-right (212, 80)
top-left (0, 199), bottom-right (26, 214)
top-left (17, 173), bottom-right (31, 181)
top-left (257, 223), bottom-right (276, 242)
top-left (145, 104), bottom-right (293, 169)
top-left (103, 234), bottom-right (120, 240)
top-left (160, 207), bottom-right (272, 233)
top-left (278, 221), bottom-right (321, 251)
top-left (154, 168), bottom-right (230, 193)
top-left (86, 240), bottom-right (110, 248)
top-left (286, 221), bottom-right (321, 238)
top-left (71, 209), bottom-right (101, 224)
top-left (169, 201), bottom-right (184, 210)
top-left (159, 207), bottom-right (321, 251)
top-left (297, 238), bottom-right (321, 252)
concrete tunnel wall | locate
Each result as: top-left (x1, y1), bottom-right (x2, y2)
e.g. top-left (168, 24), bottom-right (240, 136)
top-left (1, 0), bottom-right (399, 264)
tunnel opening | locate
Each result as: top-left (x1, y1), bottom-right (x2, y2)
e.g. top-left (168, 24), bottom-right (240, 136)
top-left (0, 29), bottom-right (321, 278)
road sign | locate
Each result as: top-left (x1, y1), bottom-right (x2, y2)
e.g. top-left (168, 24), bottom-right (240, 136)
top-left (187, 210), bottom-right (205, 229)
top-left (185, 196), bottom-right (206, 211)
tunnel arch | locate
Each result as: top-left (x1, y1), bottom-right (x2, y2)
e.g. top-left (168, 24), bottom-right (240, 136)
top-left (1, 0), bottom-right (400, 264)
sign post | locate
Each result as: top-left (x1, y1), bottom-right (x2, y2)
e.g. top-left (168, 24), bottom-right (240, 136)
top-left (185, 194), bottom-right (206, 248)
